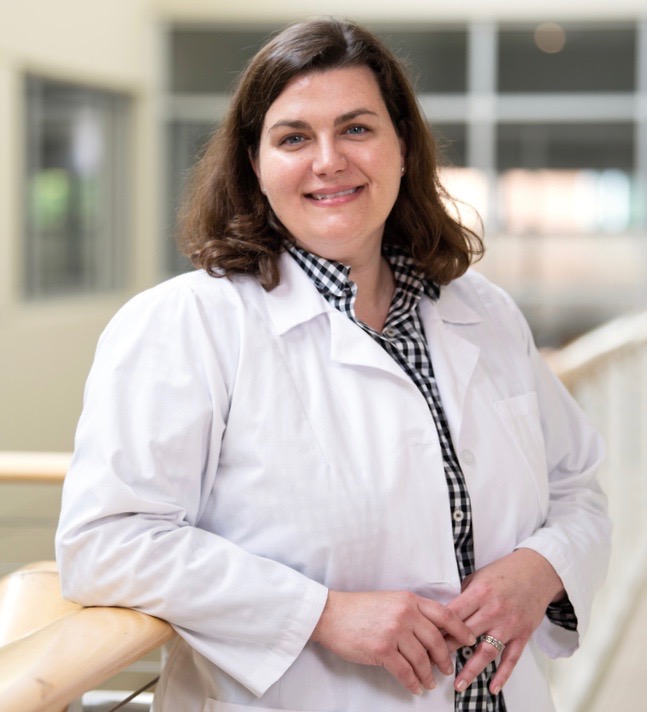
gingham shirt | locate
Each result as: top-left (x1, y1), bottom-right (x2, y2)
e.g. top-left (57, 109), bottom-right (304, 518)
top-left (287, 243), bottom-right (577, 711)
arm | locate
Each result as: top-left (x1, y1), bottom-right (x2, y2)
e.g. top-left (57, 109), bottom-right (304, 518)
top-left (55, 281), bottom-right (328, 697)
top-left (448, 290), bottom-right (611, 694)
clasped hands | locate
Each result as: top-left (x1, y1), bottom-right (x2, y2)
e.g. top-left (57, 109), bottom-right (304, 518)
top-left (310, 549), bottom-right (566, 696)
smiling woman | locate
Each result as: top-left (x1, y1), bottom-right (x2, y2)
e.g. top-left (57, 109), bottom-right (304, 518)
top-left (251, 68), bottom-right (404, 267)
top-left (177, 18), bottom-right (482, 293)
top-left (249, 66), bottom-right (406, 328)
top-left (56, 17), bottom-right (610, 712)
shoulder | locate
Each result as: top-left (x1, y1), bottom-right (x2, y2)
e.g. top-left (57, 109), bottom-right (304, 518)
top-left (441, 269), bottom-right (535, 351)
top-left (97, 270), bottom-right (264, 357)
top-left (108, 270), bottom-right (259, 326)
top-left (444, 269), bottom-right (519, 315)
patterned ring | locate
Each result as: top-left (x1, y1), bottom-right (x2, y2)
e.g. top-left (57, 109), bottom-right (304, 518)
top-left (480, 634), bottom-right (505, 653)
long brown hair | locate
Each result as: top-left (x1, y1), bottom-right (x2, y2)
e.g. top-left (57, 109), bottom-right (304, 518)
top-left (178, 18), bottom-right (483, 290)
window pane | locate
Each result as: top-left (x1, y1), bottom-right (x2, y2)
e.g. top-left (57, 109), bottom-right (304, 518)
top-left (166, 121), bottom-right (215, 275)
top-left (376, 30), bottom-right (467, 93)
top-left (497, 122), bottom-right (636, 234)
top-left (498, 24), bottom-right (636, 93)
top-left (433, 123), bottom-right (467, 167)
top-left (171, 29), bottom-right (276, 93)
top-left (498, 123), bottom-right (633, 171)
top-left (25, 77), bottom-right (130, 297)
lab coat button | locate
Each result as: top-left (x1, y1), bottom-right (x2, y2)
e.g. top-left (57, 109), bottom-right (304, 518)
top-left (461, 449), bottom-right (475, 465)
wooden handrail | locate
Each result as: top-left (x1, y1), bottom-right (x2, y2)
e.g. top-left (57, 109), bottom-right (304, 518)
top-left (546, 309), bottom-right (647, 389)
top-left (0, 451), bottom-right (71, 483)
top-left (0, 561), bottom-right (80, 646)
top-left (0, 563), bottom-right (175, 712)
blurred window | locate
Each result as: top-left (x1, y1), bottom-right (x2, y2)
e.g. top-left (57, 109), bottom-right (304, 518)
top-left (166, 121), bottom-right (215, 274)
top-left (171, 29), bottom-right (275, 93)
top-left (497, 122), bottom-right (636, 234)
top-left (24, 76), bottom-right (130, 298)
top-left (433, 123), bottom-right (467, 167)
top-left (377, 29), bottom-right (467, 93)
top-left (498, 24), bottom-right (636, 93)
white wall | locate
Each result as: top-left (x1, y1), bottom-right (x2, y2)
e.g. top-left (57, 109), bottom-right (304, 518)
top-left (0, 0), bottom-right (160, 451)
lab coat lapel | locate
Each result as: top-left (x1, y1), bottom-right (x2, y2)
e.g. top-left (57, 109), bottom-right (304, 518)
top-left (265, 252), bottom-right (414, 384)
top-left (419, 286), bottom-right (482, 443)
top-left (327, 310), bottom-right (412, 383)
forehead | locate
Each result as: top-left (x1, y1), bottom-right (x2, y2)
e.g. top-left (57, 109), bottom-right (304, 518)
top-left (263, 66), bottom-right (388, 123)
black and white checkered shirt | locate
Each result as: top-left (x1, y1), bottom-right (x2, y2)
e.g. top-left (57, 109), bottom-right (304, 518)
top-left (288, 243), bottom-right (577, 710)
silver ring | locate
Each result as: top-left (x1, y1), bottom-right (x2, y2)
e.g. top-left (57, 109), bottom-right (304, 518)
top-left (480, 634), bottom-right (505, 653)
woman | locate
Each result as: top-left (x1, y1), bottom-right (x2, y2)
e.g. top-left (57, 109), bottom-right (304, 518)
top-left (56, 18), bottom-right (610, 712)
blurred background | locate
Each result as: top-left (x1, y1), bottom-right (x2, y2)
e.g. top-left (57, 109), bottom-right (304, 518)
top-left (1, 0), bottom-right (646, 451)
top-left (0, 1), bottom-right (645, 710)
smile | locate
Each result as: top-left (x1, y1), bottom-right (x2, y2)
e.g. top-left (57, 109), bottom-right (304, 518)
top-left (308, 187), bottom-right (360, 201)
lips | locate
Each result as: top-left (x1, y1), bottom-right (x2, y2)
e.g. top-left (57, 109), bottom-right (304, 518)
top-left (308, 187), bottom-right (361, 201)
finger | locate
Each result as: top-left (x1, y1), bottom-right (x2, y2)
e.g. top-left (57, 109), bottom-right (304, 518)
top-left (409, 618), bottom-right (454, 675)
top-left (397, 638), bottom-right (438, 690)
top-left (488, 639), bottom-right (524, 695)
top-left (442, 634), bottom-right (467, 656)
top-left (454, 637), bottom-right (503, 693)
top-left (380, 649), bottom-right (426, 696)
top-left (446, 588), bottom-right (482, 623)
top-left (419, 599), bottom-right (477, 648)
top-left (412, 625), bottom-right (454, 677)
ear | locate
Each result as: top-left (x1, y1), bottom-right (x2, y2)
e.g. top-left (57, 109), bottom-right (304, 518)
top-left (399, 136), bottom-right (406, 163)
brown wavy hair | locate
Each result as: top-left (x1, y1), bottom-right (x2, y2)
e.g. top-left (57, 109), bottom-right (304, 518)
top-left (177, 17), bottom-right (483, 290)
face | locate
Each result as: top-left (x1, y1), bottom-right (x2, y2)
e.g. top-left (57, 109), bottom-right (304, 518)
top-left (252, 66), bottom-right (405, 265)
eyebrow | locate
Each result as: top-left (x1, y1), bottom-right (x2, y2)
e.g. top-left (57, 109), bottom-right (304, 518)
top-left (268, 108), bottom-right (379, 133)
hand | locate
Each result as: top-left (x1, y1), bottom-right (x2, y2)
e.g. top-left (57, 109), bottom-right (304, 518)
top-left (447, 548), bottom-right (566, 696)
top-left (310, 590), bottom-right (477, 695)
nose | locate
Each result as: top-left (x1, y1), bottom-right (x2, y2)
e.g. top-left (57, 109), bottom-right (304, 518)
top-left (312, 137), bottom-right (347, 175)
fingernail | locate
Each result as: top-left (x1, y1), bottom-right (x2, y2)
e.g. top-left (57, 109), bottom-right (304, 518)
top-left (456, 679), bottom-right (468, 692)
top-left (492, 685), bottom-right (501, 695)
top-left (467, 634), bottom-right (477, 646)
top-left (444, 665), bottom-right (454, 676)
top-left (424, 680), bottom-right (436, 691)
top-left (413, 686), bottom-right (423, 696)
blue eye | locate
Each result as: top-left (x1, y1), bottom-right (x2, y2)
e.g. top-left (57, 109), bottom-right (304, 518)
top-left (346, 125), bottom-right (369, 135)
top-left (280, 134), bottom-right (305, 146)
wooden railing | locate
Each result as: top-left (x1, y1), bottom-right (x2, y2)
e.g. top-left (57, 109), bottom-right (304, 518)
top-left (1, 309), bottom-right (645, 712)
top-left (0, 451), bottom-right (71, 483)
top-left (0, 453), bottom-right (175, 711)
top-left (0, 562), bottom-right (174, 712)
top-left (547, 310), bottom-right (647, 712)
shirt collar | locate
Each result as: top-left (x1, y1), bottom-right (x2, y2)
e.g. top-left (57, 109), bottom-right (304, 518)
top-left (285, 242), bottom-right (440, 303)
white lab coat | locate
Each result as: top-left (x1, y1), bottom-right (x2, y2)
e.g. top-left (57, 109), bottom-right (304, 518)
top-left (56, 253), bottom-right (610, 712)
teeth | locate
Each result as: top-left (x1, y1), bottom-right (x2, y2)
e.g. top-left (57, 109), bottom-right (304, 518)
top-left (311, 187), bottom-right (357, 200)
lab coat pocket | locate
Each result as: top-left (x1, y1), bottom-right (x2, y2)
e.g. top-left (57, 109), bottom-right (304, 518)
top-left (494, 392), bottom-right (549, 514)
top-left (205, 702), bottom-right (312, 712)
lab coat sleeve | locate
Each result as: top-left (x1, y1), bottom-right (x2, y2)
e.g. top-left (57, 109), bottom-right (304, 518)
top-left (504, 295), bottom-right (611, 659)
top-left (55, 279), bottom-right (329, 697)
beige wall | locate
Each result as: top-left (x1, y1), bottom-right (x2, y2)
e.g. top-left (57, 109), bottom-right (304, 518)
top-left (154, 0), bottom-right (647, 22)
top-left (0, 0), bottom-right (159, 451)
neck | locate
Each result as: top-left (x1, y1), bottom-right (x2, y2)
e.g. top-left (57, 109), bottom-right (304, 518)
top-left (349, 252), bottom-right (395, 332)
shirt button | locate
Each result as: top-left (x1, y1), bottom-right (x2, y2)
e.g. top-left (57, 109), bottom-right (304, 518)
top-left (453, 509), bottom-right (465, 523)
top-left (461, 449), bottom-right (475, 465)
top-left (383, 328), bottom-right (396, 338)
top-left (462, 646), bottom-right (474, 659)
